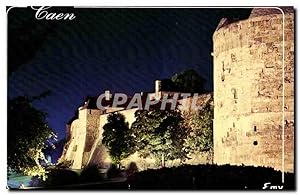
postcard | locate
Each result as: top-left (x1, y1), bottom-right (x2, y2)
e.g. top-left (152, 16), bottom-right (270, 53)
top-left (7, 6), bottom-right (295, 190)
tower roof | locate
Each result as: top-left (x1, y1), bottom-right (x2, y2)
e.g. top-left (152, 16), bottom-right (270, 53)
top-left (249, 7), bottom-right (294, 18)
top-left (215, 7), bottom-right (294, 31)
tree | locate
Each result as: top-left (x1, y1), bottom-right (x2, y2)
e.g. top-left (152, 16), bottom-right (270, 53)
top-left (171, 69), bottom-right (206, 93)
top-left (102, 112), bottom-right (132, 166)
top-left (130, 108), bottom-right (188, 167)
top-left (159, 79), bottom-right (177, 92)
top-left (183, 98), bottom-right (213, 158)
top-left (8, 95), bottom-right (56, 178)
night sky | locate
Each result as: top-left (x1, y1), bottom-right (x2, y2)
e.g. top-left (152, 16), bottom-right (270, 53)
top-left (8, 7), bottom-right (251, 140)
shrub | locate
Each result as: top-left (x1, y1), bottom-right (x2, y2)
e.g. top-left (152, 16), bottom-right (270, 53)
top-left (29, 176), bottom-right (43, 187)
top-left (107, 164), bottom-right (122, 179)
top-left (127, 164), bottom-right (295, 190)
top-left (126, 162), bottom-right (138, 177)
top-left (80, 165), bottom-right (104, 183)
top-left (44, 169), bottom-right (79, 187)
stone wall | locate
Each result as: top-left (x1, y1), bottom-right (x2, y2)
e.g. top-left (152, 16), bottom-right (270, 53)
top-left (59, 93), bottom-right (214, 170)
top-left (59, 109), bottom-right (87, 169)
top-left (82, 109), bottom-right (102, 166)
top-left (59, 108), bottom-right (138, 169)
top-left (213, 8), bottom-right (294, 172)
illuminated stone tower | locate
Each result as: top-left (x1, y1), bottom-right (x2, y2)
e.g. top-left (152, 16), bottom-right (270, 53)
top-left (213, 8), bottom-right (294, 172)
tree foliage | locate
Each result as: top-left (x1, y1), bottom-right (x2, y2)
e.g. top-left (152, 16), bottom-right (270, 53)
top-left (8, 96), bottom-right (56, 178)
top-left (102, 112), bottom-right (133, 165)
top-left (183, 99), bottom-right (213, 153)
top-left (130, 108), bottom-right (188, 166)
top-left (159, 69), bottom-right (206, 93)
top-left (171, 69), bottom-right (206, 93)
top-left (102, 69), bottom-right (211, 167)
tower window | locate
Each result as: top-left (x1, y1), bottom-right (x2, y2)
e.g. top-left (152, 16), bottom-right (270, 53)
top-left (231, 53), bottom-right (236, 62)
top-left (221, 74), bottom-right (225, 82)
top-left (222, 62), bottom-right (225, 72)
top-left (73, 145), bottom-right (78, 152)
top-left (231, 88), bottom-right (238, 99)
top-left (253, 141), bottom-right (258, 146)
top-left (254, 126), bottom-right (257, 132)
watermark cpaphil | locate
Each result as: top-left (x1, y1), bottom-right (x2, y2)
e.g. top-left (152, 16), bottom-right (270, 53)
top-left (96, 92), bottom-right (203, 111)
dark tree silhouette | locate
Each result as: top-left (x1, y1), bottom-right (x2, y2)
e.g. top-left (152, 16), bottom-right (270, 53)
top-left (8, 94), bottom-right (55, 177)
top-left (102, 112), bottom-right (133, 166)
top-left (171, 69), bottom-right (206, 93)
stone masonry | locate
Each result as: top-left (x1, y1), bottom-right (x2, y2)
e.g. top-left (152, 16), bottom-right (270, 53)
top-left (59, 90), bottom-right (213, 170)
top-left (213, 8), bottom-right (294, 173)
